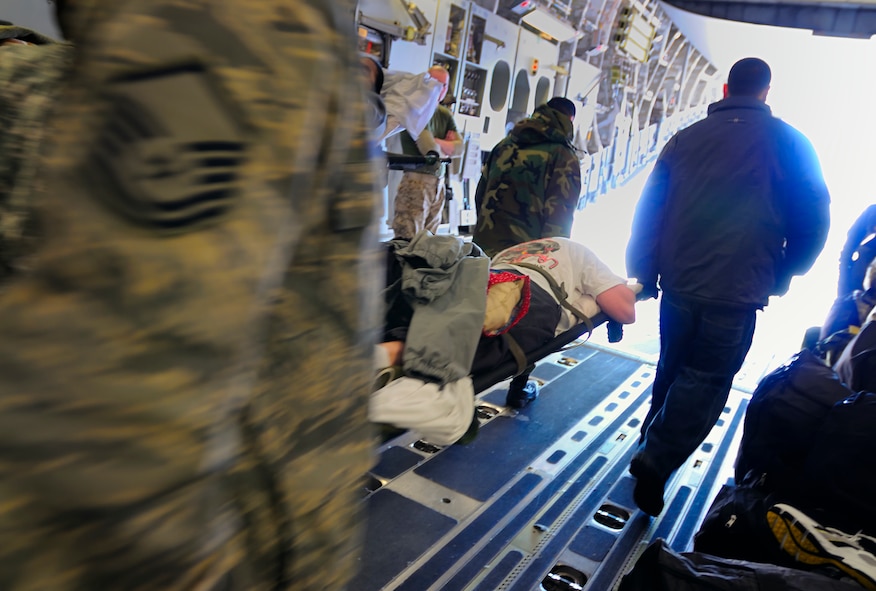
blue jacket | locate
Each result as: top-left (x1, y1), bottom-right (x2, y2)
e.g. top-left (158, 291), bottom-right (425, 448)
top-left (626, 96), bottom-right (831, 308)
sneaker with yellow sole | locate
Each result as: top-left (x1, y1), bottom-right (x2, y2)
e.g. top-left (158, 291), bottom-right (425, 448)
top-left (768, 503), bottom-right (876, 590)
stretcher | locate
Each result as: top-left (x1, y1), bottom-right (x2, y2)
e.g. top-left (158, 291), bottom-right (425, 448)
top-left (366, 185), bottom-right (740, 586)
top-left (382, 151), bottom-right (633, 421)
top-left (472, 311), bottom-right (623, 399)
top-left (385, 152), bottom-right (454, 199)
top-left (387, 149), bottom-right (626, 393)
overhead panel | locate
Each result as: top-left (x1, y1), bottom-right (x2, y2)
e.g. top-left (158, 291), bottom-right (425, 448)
top-left (520, 6), bottom-right (581, 42)
top-left (614, 4), bottom-right (656, 62)
top-left (662, 0), bottom-right (876, 38)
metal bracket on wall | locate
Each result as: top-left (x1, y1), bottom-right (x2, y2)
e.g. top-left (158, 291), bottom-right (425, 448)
top-left (358, 0), bottom-right (433, 45)
top-left (483, 33), bottom-right (506, 48)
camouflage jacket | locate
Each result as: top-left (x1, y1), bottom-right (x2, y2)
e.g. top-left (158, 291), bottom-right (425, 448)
top-left (473, 103), bottom-right (582, 256)
top-left (0, 25), bottom-right (72, 282)
top-left (0, 2), bottom-right (381, 590)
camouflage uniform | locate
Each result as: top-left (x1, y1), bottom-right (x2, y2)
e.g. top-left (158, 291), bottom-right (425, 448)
top-left (472, 103), bottom-right (581, 256)
top-left (0, 25), bottom-right (72, 282)
top-left (391, 105), bottom-right (458, 239)
top-left (0, 2), bottom-right (381, 590)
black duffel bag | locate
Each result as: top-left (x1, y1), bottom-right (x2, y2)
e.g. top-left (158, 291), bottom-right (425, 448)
top-left (618, 539), bottom-right (863, 591)
top-left (734, 349), bottom-right (852, 492)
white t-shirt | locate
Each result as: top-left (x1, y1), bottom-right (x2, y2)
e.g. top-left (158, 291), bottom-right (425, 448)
top-left (492, 237), bottom-right (626, 335)
top-left (380, 70), bottom-right (443, 141)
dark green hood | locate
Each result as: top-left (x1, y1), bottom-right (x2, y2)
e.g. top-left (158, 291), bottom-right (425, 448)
top-left (509, 103), bottom-right (574, 147)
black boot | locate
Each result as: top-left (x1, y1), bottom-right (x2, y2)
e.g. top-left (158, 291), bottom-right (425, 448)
top-left (506, 378), bottom-right (540, 409)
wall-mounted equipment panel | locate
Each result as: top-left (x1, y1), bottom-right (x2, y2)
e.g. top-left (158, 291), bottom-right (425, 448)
top-left (358, 0), bottom-right (441, 73)
top-left (475, 8), bottom-right (520, 150)
top-left (507, 28), bottom-right (560, 129)
top-left (431, 1), bottom-right (469, 92)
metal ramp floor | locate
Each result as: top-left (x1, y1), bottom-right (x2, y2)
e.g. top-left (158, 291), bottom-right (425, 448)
top-left (358, 343), bottom-right (749, 591)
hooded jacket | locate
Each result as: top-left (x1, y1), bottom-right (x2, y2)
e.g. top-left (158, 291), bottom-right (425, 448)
top-left (626, 96), bottom-right (830, 308)
top-left (473, 103), bottom-right (581, 256)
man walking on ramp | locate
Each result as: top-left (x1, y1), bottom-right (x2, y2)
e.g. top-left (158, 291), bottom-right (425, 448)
top-left (625, 57), bottom-right (830, 517)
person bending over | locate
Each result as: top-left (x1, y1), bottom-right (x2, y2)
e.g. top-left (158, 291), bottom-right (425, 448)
top-left (473, 97), bottom-right (582, 256)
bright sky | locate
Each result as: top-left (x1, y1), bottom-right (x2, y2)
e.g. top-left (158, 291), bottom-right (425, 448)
top-left (669, 6), bottom-right (876, 370)
top-left (665, 3), bottom-right (876, 237)
top-left (576, 7), bottom-right (876, 380)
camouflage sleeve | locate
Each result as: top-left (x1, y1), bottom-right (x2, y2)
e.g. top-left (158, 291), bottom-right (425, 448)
top-left (0, 42), bottom-right (72, 279)
top-left (0, 2), bottom-right (381, 590)
top-left (0, 42), bottom-right (66, 204)
top-left (474, 150), bottom-right (493, 215)
top-left (542, 146), bottom-right (582, 238)
top-left (0, 46), bottom-right (30, 202)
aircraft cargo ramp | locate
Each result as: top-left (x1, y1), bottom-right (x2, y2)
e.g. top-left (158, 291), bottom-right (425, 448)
top-left (357, 343), bottom-right (749, 590)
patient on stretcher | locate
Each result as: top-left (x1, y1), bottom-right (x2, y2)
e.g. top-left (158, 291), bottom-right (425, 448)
top-left (370, 234), bottom-right (638, 445)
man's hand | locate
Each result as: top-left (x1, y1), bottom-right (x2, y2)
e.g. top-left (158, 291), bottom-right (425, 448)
top-left (639, 283), bottom-right (659, 300)
top-left (435, 129), bottom-right (462, 157)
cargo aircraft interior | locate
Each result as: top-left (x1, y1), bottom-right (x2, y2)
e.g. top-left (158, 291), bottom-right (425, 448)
top-left (5, 0), bottom-right (876, 589)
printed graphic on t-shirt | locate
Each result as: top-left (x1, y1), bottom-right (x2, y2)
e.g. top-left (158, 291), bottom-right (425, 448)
top-left (493, 239), bottom-right (561, 269)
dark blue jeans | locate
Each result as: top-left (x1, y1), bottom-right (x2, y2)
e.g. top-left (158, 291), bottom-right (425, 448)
top-left (639, 293), bottom-right (757, 480)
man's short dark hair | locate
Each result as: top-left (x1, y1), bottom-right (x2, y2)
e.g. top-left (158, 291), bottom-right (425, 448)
top-left (360, 53), bottom-right (384, 94)
top-left (372, 63), bottom-right (384, 95)
top-left (546, 97), bottom-right (576, 119)
top-left (727, 58), bottom-right (771, 97)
